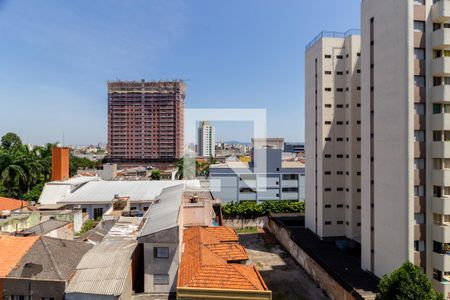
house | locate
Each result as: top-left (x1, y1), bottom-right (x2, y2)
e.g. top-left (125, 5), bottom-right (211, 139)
top-left (23, 219), bottom-right (73, 240)
top-left (2, 236), bottom-right (92, 300)
top-left (0, 236), bottom-right (39, 300)
top-left (177, 226), bottom-right (271, 300)
top-left (65, 239), bottom-right (138, 300)
top-left (0, 197), bottom-right (29, 218)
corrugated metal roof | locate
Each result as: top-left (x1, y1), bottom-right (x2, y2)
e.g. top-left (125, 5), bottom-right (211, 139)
top-left (66, 239), bottom-right (137, 296)
top-left (59, 180), bottom-right (200, 204)
top-left (138, 184), bottom-right (184, 237)
top-left (38, 184), bottom-right (71, 205)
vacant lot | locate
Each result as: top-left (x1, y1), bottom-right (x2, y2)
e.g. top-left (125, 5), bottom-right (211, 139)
top-left (239, 231), bottom-right (328, 300)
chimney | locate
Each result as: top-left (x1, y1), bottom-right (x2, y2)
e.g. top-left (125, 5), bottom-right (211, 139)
top-left (52, 146), bottom-right (70, 181)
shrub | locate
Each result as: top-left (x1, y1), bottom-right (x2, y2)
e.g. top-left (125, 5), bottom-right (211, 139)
top-left (222, 200), bottom-right (304, 218)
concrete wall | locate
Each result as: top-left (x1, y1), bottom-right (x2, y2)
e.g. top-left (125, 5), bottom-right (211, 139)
top-left (3, 278), bottom-right (66, 300)
top-left (267, 219), bottom-right (358, 300)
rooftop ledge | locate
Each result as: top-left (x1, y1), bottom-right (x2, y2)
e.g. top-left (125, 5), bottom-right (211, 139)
top-left (305, 29), bottom-right (361, 50)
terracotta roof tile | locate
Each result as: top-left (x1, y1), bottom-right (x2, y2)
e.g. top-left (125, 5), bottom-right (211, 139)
top-left (178, 226), bottom-right (268, 291)
top-left (0, 197), bottom-right (28, 212)
top-left (0, 236), bottom-right (39, 277)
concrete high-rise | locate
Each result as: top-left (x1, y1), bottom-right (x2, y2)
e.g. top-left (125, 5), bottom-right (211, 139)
top-left (306, 0), bottom-right (450, 295)
top-left (107, 80), bottom-right (185, 163)
top-left (197, 121), bottom-right (215, 157)
top-left (305, 30), bottom-right (362, 242)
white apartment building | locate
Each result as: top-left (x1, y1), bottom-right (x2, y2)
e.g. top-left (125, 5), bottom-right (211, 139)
top-left (305, 0), bottom-right (450, 296)
top-left (198, 121), bottom-right (215, 157)
top-left (305, 30), bottom-right (362, 241)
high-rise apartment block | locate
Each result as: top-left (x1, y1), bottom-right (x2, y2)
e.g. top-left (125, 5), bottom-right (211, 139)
top-left (198, 121), bottom-right (215, 157)
top-left (107, 80), bottom-right (185, 163)
top-left (305, 31), bottom-right (362, 241)
top-left (306, 0), bottom-right (450, 295)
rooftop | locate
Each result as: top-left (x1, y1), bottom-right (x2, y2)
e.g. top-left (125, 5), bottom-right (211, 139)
top-left (7, 236), bottom-right (92, 281)
top-left (26, 219), bottom-right (70, 235)
top-left (0, 197), bottom-right (28, 212)
top-left (178, 226), bottom-right (268, 291)
top-left (0, 236), bottom-right (39, 277)
top-left (305, 29), bottom-right (361, 50)
top-left (66, 239), bottom-right (137, 296)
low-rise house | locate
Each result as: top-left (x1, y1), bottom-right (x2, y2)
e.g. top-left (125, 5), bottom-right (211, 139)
top-left (137, 184), bottom-right (184, 298)
top-left (0, 236), bottom-right (39, 299)
top-left (177, 226), bottom-right (271, 300)
top-left (65, 239), bottom-right (138, 300)
top-left (22, 219), bottom-right (73, 240)
top-left (3, 236), bottom-right (92, 300)
top-left (0, 197), bottom-right (29, 219)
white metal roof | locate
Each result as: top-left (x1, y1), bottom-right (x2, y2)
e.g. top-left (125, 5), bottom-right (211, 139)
top-left (65, 239), bottom-right (137, 296)
top-left (138, 184), bottom-right (184, 237)
top-left (38, 184), bottom-right (71, 205)
top-left (58, 180), bottom-right (200, 204)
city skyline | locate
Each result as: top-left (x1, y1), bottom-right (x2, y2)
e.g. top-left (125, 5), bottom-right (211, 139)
top-left (0, 0), bottom-right (360, 145)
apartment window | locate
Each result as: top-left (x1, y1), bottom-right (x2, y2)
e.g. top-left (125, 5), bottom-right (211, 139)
top-left (414, 158), bottom-right (425, 169)
top-left (337, 71), bottom-right (343, 75)
top-left (415, 76), bottom-right (426, 87)
top-left (325, 55), bottom-right (332, 59)
top-left (414, 240), bottom-right (425, 252)
top-left (324, 154), bottom-right (331, 158)
top-left (154, 247), bottom-right (169, 258)
top-left (93, 208), bottom-right (103, 219)
top-left (282, 174), bottom-right (298, 180)
top-left (325, 121), bottom-right (332, 125)
top-left (336, 121), bottom-right (343, 125)
top-left (414, 185), bottom-right (425, 197)
top-left (336, 171), bottom-right (344, 175)
top-left (325, 137), bottom-right (332, 141)
top-left (414, 21), bottom-right (425, 32)
top-left (445, 187), bottom-right (450, 196)
top-left (414, 48), bottom-right (425, 60)
top-left (414, 0), bottom-right (425, 4)
top-left (154, 274), bottom-right (170, 285)
top-left (336, 104), bottom-right (344, 108)
top-left (337, 204), bottom-right (344, 208)
top-left (337, 188), bottom-right (344, 192)
top-left (337, 88), bottom-right (344, 92)
top-left (415, 213), bottom-right (425, 224)
top-left (337, 154), bottom-right (344, 158)
top-left (414, 103), bottom-right (425, 115)
top-left (337, 55), bottom-right (343, 59)
top-left (325, 71), bottom-right (332, 75)
top-left (325, 204), bottom-right (331, 208)
top-left (434, 186), bottom-right (442, 198)
top-left (324, 221), bottom-right (332, 225)
top-left (414, 131), bottom-right (425, 142)
top-left (434, 23), bottom-right (442, 32)
top-left (240, 188), bottom-right (256, 194)
top-left (337, 221), bottom-right (344, 225)
top-left (325, 88), bottom-right (332, 92)
top-left (324, 171), bottom-right (331, 175)
top-left (434, 77), bottom-right (442, 87)
top-left (357, 69), bottom-right (361, 73)
top-left (282, 187), bottom-right (298, 192)
top-left (445, 131), bottom-right (450, 141)
top-left (325, 104), bottom-right (332, 108)
top-left (434, 131), bottom-right (442, 141)
top-left (324, 188), bottom-right (332, 192)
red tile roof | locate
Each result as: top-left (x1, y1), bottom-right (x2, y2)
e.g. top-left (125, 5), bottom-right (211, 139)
top-left (0, 197), bottom-right (28, 212)
top-left (0, 236), bottom-right (39, 277)
top-left (178, 226), bottom-right (269, 291)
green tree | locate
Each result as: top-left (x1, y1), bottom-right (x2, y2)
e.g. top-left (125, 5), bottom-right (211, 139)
top-left (377, 262), bottom-right (444, 300)
top-left (1, 132), bottom-right (22, 150)
top-left (150, 169), bottom-right (161, 180)
top-left (175, 155), bottom-right (196, 179)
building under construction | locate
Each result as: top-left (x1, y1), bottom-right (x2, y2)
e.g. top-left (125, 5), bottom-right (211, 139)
top-left (107, 80), bottom-right (185, 164)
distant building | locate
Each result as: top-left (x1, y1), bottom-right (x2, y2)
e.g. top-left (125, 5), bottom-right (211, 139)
top-left (107, 80), bottom-right (185, 163)
top-left (209, 149), bottom-right (305, 202)
top-left (251, 138), bottom-right (284, 150)
top-left (284, 142), bottom-right (305, 154)
top-left (0, 197), bottom-right (29, 219)
top-left (197, 121), bottom-right (215, 157)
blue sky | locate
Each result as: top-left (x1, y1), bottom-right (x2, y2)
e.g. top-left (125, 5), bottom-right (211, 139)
top-left (0, 0), bottom-right (360, 145)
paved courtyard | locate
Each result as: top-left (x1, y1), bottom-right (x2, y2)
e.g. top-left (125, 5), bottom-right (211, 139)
top-left (239, 230), bottom-right (329, 300)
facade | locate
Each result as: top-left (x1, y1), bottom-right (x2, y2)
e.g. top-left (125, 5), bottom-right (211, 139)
top-left (52, 146), bottom-right (70, 181)
top-left (107, 80), bottom-right (185, 163)
top-left (210, 149), bottom-right (305, 202)
top-left (198, 121), bottom-right (215, 157)
top-left (305, 30), bottom-right (362, 241)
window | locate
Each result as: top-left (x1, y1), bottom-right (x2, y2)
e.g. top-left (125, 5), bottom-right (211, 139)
top-left (414, 240), bottom-right (425, 252)
top-left (282, 187), bottom-right (298, 192)
top-left (11, 297), bottom-right (29, 300)
top-left (93, 208), bottom-right (103, 219)
top-left (414, 103), bottom-right (425, 115)
top-left (434, 23), bottom-right (442, 32)
top-left (336, 55), bottom-right (343, 59)
top-left (325, 71), bottom-right (332, 75)
top-left (434, 131), bottom-right (442, 141)
top-left (415, 213), bottom-right (425, 224)
top-left (414, 0), bottom-right (425, 5)
top-left (324, 221), bottom-right (332, 225)
top-left (154, 274), bottom-right (170, 285)
top-left (325, 104), bottom-right (332, 108)
top-left (154, 247), bottom-right (169, 258)
top-left (325, 88), bottom-right (332, 92)
top-left (415, 76), bottom-right (425, 87)
top-left (414, 158), bottom-right (425, 169)
top-left (325, 121), bottom-right (331, 125)
top-left (433, 268), bottom-right (442, 281)
top-left (445, 131), bottom-right (450, 141)
top-left (324, 204), bottom-right (331, 208)
top-left (414, 48), bottom-right (425, 60)
top-left (324, 188), bottom-right (331, 192)
top-left (434, 186), bottom-right (442, 198)
top-left (325, 55), bottom-right (332, 59)
top-left (337, 204), bottom-right (344, 208)
top-left (337, 221), bottom-right (344, 225)
top-left (414, 21), bottom-right (425, 32)
top-left (434, 77), bottom-right (442, 87)
top-left (336, 71), bottom-right (343, 75)
top-left (414, 185), bottom-right (425, 197)
top-left (282, 174), bottom-right (298, 180)
top-left (240, 188), bottom-right (256, 194)
top-left (414, 130), bottom-right (425, 142)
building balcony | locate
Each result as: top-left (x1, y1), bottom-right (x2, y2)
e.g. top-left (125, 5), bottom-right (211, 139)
top-left (433, 169), bottom-right (450, 186)
top-left (432, 28), bottom-right (450, 50)
top-left (433, 84), bottom-right (450, 102)
top-left (434, 252), bottom-right (450, 272)
top-left (432, 113), bottom-right (450, 130)
top-left (432, 0), bottom-right (450, 23)
top-left (415, 169), bottom-right (425, 185)
top-left (434, 197), bottom-right (450, 215)
top-left (415, 224), bottom-right (426, 241)
top-left (415, 196), bottom-right (426, 214)
top-left (432, 142), bottom-right (450, 157)
top-left (433, 224), bottom-right (450, 242)
top-left (433, 56), bottom-right (450, 76)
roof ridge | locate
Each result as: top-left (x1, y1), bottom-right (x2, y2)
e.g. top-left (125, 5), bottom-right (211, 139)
top-left (40, 237), bottom-right (64, 280)
top-left (229, 264), bottom-right (261, 290)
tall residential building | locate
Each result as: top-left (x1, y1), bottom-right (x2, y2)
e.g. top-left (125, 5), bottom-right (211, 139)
top-left (198, 121), bottom-right (215, 157)
top-left (107, 80), bottom-right (185, 163)
top-left (305, 31), bottom-right (362, 242)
